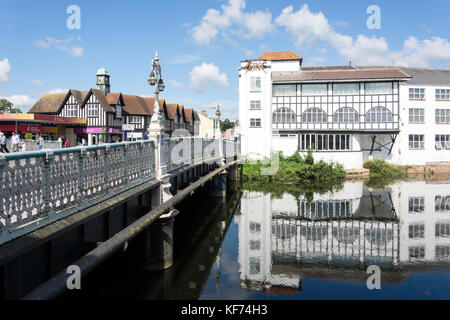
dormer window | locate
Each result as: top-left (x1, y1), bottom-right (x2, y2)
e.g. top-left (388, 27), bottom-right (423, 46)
top-left (115, 104), bottom-right (122, 119)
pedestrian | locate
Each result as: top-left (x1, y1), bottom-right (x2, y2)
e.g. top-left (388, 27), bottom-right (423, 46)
top-left (58, 137), bottom-right (63, 148)
top-left (65, 139), bottom-right (71, 148)
top-left (0, 132), bottom-right (9, 153)
top-left (38, 136), bottom-right (44, 150)
top-left (11, 132), bottom-right (20, 152)
top-left (19, 140), bottom-right (27, 152)
top-left (142, 130), bottom-right (149, 140)
top-left (81, 138), bottom-right (87, 146)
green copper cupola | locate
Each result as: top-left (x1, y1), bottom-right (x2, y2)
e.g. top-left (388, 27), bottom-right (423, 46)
top-left (96, 67), bottom-right (111, 95)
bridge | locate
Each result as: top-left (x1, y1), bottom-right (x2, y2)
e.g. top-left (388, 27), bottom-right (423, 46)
top-left (0, 136), bottom-right (240, 299)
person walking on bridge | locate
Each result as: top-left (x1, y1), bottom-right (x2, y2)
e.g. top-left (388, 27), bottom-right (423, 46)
top-left (0, 132), bottom-right (9, 153)
top-left (11, 132), bottom-right (20, 152)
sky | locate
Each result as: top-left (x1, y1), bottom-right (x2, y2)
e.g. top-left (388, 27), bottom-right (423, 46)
top-left (1, 0), bottom-right (450, 121)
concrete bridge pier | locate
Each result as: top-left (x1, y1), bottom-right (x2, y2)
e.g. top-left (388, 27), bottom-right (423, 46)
top-left (138, 176), bottom-right (177, 271)
top-left (211, 170), bottom-right (227, 198)
top-left (227, 165), bottom-right (238, 193)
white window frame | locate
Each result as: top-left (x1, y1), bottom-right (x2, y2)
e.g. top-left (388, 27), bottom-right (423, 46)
top-left (250, 100), bottom-right (261, 110)
top-left (66, 104), bottom-right (77, 118)
top-left (273, 84), bottom-right (296, 97)
top-left (87, 104), bottom-right (99, 117)
top-left (435, 135), bottom-right (450, 150)
top-left (436, 109), bottom-right (450, 124)
top-left (250, 118), bottom-right (261, 128)
top-left (273, 108), bottom-right (296, 124)
top-left (333, 83), bottom-right (360, 95)
top-left (300, 134), bottom-right (351, 151)
top-left (409, 134), bottom-right (425, 150)
top-left (409, 108), bottom-right (425, 123)
top-left (408, 197), bottom-right (425, 214)
top-left (250, 77), bottom-right (261, 91)
top-left (129, 116), bottom-right (141, 124)
top-left (409, 88), bottom-right (425, 100)
top-left (334, 107), bottom-right (359, 123)
top-left (436, 88), bottom-right (450, 100)
top-left (365, 82), bottom-right (393, 95)
top-left (302, 84), bottom-right (327, 96)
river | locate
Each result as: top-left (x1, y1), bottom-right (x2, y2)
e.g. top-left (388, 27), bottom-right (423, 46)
top-left (63, 179), bottom-right (450, 300)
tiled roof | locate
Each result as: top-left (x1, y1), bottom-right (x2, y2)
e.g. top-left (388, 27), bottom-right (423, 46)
top-left (28, 93), bottom-right (67, 114)
top-left (122, 94), bottom-right (149, 115)
top-left (272, 67), bottom-right (411, 82)
top-left (165, 104), bottom-right (178, 120)
top-left (106, 93), bottom-right (122, 105)
top-left (258, 51), bottom-right (302, 61)
top-left (184, 108), bottom-right (193, 122)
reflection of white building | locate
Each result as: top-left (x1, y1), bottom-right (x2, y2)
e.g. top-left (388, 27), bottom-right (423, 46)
top-left (237, 181), bottom-right (450, 292)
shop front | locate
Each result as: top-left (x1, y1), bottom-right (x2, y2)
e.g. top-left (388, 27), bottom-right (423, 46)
top-left (75, 127), bottom-right (123, 146)
top-left (0, 121), bottom-right (58, 140)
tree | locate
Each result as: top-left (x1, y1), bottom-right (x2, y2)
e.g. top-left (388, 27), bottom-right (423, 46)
top-left (0, 99), bottom-right (22, 114)
top-left (219, 119), bottom-right (233, 132)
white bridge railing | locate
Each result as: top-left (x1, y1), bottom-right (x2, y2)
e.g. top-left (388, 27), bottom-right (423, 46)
top-left (0, 137), bottom-right (239, 245)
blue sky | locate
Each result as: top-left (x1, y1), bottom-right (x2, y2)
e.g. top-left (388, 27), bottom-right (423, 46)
top-left (1, 0), bottom-right (450, 120)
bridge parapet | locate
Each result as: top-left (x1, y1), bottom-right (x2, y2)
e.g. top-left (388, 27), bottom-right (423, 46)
top-left (0, 137), bottom-right (239, 245)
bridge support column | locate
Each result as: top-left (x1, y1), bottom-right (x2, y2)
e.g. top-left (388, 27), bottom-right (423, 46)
top-left (211, 171), bottom-right (227, 198)
top-left (227, 165), bottom-right (238, 193)
top-left (139, 209), bottom-right (179, 271)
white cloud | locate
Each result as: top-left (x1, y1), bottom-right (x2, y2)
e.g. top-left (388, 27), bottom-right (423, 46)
top-left (34, 36), bottom-right (84, 58)
top-left (190, 0), bottom-right (273, 45)
top-left (275, 4), bottom-right (450, 67)
top-left (32, 80), bottom-right (43, 86)
top-left (0, 58), bottom-right (11, 83)
top-left (170, 80), bottom-right (184, 89)
top-left (0, 94), bottom-right (37, 111)
top-left (190, 62), bottom-right (229, 93)
top-left (46, 89), bottom-right (68, 94)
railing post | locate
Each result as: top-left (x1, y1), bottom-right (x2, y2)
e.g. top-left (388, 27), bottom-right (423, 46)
top-left (103, 144), bottom-right (110, 194)
top-left (0, 154), bottom-right (6, 226)
top-left (78, 147), bottom-right (86, 206)
top-left (139, 141), bottom-right (144, 180)
top-left (43, 150), bottom-right (54, 217)
top-left (123, 142), bottom-right (129, 185)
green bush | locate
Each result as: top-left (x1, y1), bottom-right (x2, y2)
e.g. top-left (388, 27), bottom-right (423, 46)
top-left (363, 159), bottom-right (409, 189)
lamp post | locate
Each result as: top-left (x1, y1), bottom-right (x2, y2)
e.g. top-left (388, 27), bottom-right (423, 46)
top-left (211, 102), bottom-right (222, 139)
top-left (148, 51), bottom-right (166, 178)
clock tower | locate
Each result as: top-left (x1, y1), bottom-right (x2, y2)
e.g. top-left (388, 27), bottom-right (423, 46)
top-left (96, 67), bottom-right (111, 95)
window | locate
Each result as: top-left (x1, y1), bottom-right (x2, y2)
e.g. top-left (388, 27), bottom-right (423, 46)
top-left (409, 247), bottom-right (425, 260)
top-left (302, 108), bottom-right (327, 123)
top-left (302, 84), bottom-right (327, 96)
top-left (249, 257), bottom-right (261, 274)
top-left (273, 84), bottom-right (296, 97)
top-left (333, 107), bottom-right (359, 123)
top-left (435, 135), bottom-right (450, 150)
top-left (66, 104), bottom-right (77, 118)
top-left (436, 89), bottom-right (450, 100)
top-left (435, 196), bottom-right (450, 213)
top-left (365, 82), bottom-right (393, 95)
top-left (333, 83), bottom-right (359, 95)
top-left (365, 107), bottom-right (393, 122)
top-left (250, 77), bottom-right (261, 91)
top-left (436, 223), bottom-right (450, 238)
top-left (250, 222), bottom-right (261, 233)
top-left (250, 118), bottom-right (261, 128)
top-left (129, 116), bottom-right (141, 124)
top-left (409, 224), bottom-right (425, 239)
top-left (273, 108), bottom-right (296, 123)
top-left (436, 109), bottom-right (450, 124)
top-left (436, 246), bottom-right (450, 261)
top-left (409, 108), bottom-right (424, 123)
top-left (409, 135), bottom-right (425, 149)
top-left (409, 88), bottom-right (425, 99)
top-left (250, 100), bottom-right (261, 110)
top-left (409, 197), bottom-right (425, 214)
top-left (116, 105), bottom-right (122, 119)
top-left (87, 104), bottom-right (99, 117)
top-left (300, 134), bottom-right (351, 151)
top-left (250, 240), bottom-right (261, 250)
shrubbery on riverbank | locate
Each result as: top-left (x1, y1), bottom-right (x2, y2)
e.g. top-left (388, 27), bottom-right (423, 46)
top-left (241, 150), bottom-right (346, 188)
top-left (363, 159), bottom-right (410, 189)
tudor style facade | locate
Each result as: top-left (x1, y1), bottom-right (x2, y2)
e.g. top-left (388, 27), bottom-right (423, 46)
top-left (29, 68), bottom-right (200, 146)
top-left (239, 51), bottom-right (450, 169)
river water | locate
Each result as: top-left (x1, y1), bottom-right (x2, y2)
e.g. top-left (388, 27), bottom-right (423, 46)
top-left (64, 179), bottom-right (450, 300)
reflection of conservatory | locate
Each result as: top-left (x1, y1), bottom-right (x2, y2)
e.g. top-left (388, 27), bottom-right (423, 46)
top-left (238, 181), bottom-right (450, 293)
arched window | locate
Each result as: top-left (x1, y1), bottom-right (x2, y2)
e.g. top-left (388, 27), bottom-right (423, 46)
top-left (272, 108), bottom-right (296, 123)
top-left (365, 107), bottom-right (393, 122)
top-left (302, 108), bottom-right (327, 123)
top-left (333, 107), bottom-right (359, 123)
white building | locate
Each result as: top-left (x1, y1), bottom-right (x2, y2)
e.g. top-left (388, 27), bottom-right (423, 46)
top-left (239, 52), bottom-right (450, 169)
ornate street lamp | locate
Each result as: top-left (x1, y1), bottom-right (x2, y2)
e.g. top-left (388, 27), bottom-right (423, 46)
top-left (148, 51), bottom-right (165, 130)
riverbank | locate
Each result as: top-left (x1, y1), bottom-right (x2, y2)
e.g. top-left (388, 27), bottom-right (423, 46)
top-left (241, 151), bottom-right (346, 191)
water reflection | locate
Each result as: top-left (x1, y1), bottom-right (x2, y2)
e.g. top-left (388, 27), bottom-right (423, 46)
top-left (238, 180), bottom-right (450, 294)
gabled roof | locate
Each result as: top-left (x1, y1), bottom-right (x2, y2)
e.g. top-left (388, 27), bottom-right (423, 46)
top-left (82, 89), bottom-right (115, 112)
top-left (121, 94), bottom-right (149, 115)
top-left (165, 104), bottom-right (178, 120)
top-left (142, 97), bottom-right (166, 116)
top-left (184, 108), bottom-right (194, 122)
top-left (258, 51), bottom-right (302, 61)
top-left (106, 92), bottom-right (124, 106)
